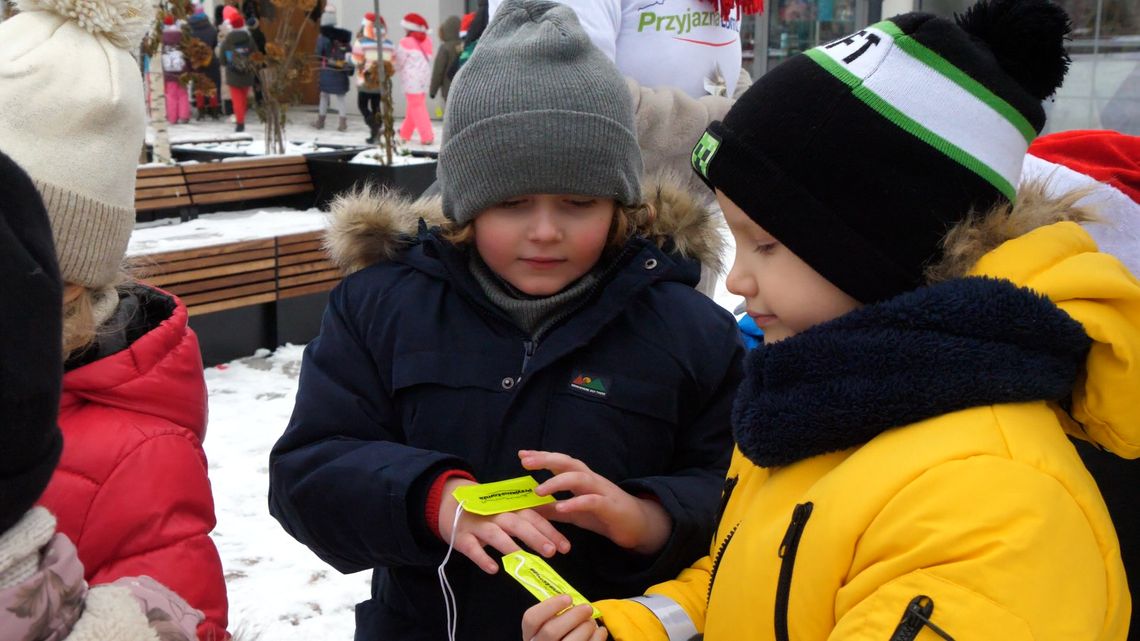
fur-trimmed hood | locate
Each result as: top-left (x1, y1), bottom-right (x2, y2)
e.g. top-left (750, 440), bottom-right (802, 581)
top-left (323, 172), bottom-right (727, 277)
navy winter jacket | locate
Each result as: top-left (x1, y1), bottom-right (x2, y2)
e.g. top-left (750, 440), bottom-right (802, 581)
top-left (316, 26), bottom-right (354, 95)
top-left (268, 183), bottom-right (743, 641)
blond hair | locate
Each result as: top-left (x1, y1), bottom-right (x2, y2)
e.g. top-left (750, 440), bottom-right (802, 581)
top-left (62, 270), bottom-right (134, 360)
top-left (924, 182), bottom-right (1098, 284)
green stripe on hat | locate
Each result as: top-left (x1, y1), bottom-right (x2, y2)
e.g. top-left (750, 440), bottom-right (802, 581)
top-left (806, 48), bottom-right (1017, 200)
top-left (875, 20), bottom-right (1036, 143)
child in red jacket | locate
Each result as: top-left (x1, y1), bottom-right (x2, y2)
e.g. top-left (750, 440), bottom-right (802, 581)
top-left (0, 1), bottom-right (230, 639)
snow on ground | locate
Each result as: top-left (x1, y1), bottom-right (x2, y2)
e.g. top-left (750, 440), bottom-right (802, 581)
top-left (204, 345), bottom-right (368, 640)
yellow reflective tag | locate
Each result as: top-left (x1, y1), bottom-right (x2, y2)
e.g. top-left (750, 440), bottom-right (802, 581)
top-left (502, 550), bottom-right (602, 618)
top-left (451, 476), bottom-right (555, 516)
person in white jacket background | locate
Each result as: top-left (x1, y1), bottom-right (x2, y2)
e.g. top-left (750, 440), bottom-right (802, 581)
top-left (489, 0), bottom-right (761, 98)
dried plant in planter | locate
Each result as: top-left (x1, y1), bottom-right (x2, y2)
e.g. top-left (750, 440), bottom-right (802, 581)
top-left (249, 0), bottom-right (318, 155)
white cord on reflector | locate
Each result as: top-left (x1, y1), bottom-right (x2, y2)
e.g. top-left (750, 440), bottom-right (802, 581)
top-left (438, 500), bottom-right (465, 641)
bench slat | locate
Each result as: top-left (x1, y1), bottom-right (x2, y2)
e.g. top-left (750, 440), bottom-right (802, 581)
top-left (278, 250), bottom-right (329, 267)
top-left (278, 230), bottom-right (326, 246)
top-left (137, 166), bottom-right (185, 178)
top-left (278, 239), bottom-right (324, 254)
top-left (181, 156), bottom-right (308, 174)
top-left (181, 281), bottom-right (278, 306)
top-left (187, 174), bottom-right (312, 195)
top-left (164, 268), bottom-right (277, 296)
top-left (279, 259), bottom-right (335, 278)
top-left (137, 175), bottom-right (189, 189)
top-left (143, 258), bottom-right (277, 286)
top-left (279, 280), bottom-right (338, 300)
top-left (184, 165), bottom-right (312, 183)
top-left (190, 183), bottom-right (314, 205)
top-left (136, 196), bottom-right (193, 211)
top-left (188, 292), bottom-right (278, 316)
top-left (153, 247), bottom-right (277, 274)
top-left (136, 185), bottom-right (191, 200)
top-left (278, 268), bottom-right (340, 289)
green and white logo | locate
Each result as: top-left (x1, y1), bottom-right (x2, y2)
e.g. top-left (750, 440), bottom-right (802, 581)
top-left (692, 131), bottom-right (721, 179)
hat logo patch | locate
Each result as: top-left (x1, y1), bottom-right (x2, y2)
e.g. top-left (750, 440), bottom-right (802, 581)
top-left (692, 131), bottom-right (722, 179)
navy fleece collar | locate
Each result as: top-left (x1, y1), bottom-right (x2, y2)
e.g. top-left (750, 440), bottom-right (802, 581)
top-left (733, 277), bottom-right (1091, 468)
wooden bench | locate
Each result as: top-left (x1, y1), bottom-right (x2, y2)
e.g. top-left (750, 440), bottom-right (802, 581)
top-left (135, 166), bottom-right (192, 218)
top-left (182, 156), bottom-right (315, 208)
top-left (134, 156), bottom-right (317, 221)
top-left (276, 230), bottom-right (341, 302)
top-left (136, 229), bottom-right (338, 317)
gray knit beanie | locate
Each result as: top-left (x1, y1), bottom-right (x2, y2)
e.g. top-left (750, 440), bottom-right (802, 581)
top-left (438, 0), bottom-right (643, 225)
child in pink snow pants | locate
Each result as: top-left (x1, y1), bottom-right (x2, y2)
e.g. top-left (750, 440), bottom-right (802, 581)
top-left (394, 12), bottom-right (434, 144)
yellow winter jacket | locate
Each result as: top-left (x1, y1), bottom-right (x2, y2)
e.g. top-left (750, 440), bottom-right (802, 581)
top-left (598, 220), bottom-right (1139, 641)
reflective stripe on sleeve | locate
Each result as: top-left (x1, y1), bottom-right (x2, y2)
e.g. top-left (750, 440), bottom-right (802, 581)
top-left (628, 595), bottom-right (701, 641)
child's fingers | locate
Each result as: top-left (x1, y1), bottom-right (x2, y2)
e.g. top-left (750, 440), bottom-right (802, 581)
top-left (591, 626), bottom-right (609, 641)
top-left (455, 533), bottom-right (500, 574)
top-left (518, 509), bottom-right (572, 554)
top-left (494, 512), bottom-right (559, 557)
top-left (552, 494), bottom-right (608, 516)
top-left (535, 470), bottom-right (602, 497)
top-left (520, 450), bottom-right (590, 475)
top-left (474, 521), bottom-right (524, 559)
top-left (564, 620), bottom-right (605, 641)
top-left (521, 595), bottom-right (573, 639)
top-left (530, 604), bottom-right (598, 641)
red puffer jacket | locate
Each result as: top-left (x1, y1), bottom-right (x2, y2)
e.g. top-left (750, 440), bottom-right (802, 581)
top-left (38, 285), bottom-right (229, 641)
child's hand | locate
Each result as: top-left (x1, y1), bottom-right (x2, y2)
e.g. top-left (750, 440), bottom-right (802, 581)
top-left (522, 595), bottom-right (608, 641)
top-left (520, 451), bottom-right (672, 555)
top-left (439, 478), bottom-right (571, 574)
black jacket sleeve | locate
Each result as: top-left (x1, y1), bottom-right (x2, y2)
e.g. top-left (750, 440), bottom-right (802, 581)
top-left (268, 281), bottom-right (470, 573)
top-left (614, 310), bottom-right (744, 586)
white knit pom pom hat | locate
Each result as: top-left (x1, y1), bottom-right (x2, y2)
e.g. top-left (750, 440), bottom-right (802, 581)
top-left (0, 0), bottom-right (153, 288)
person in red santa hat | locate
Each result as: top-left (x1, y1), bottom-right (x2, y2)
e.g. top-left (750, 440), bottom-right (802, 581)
top-left (1020, 129), bottom-right (1140, 638)
top-left (353, 12), bottom-right (395, 144)
top-left (393, 12), bottom-right (435, 145)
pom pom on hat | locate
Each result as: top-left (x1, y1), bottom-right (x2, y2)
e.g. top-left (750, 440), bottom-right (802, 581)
top-left (401, 12), bottom-right (428, 33)
top-left (162, 13), bottom-right (174, 25)
top-left (15, 0), bottom-right (155, 50)
top-left (956, 0), bottom-right (1072, 100)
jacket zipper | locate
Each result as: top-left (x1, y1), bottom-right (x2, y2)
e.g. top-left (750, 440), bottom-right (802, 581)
top-left (706, 522), bottom-right (739, 604)
top-left (712, 476), bottom-right (738, 538)
top-left (520, 340), bottom-right (536, 379)
top-left (704, 476), bottom-right (740, 603)
top-left (774, 502), bottom-right (813, 641)
top-left (889, 596), bottom-right (956, 641)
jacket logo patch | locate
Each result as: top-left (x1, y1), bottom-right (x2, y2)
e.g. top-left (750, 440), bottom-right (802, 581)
top-left (570, 374), bottom-right (609, 398)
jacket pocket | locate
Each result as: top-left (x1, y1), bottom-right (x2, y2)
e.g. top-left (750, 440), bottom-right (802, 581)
top-left (889, 596), bottom-right (956, 641)
top-left (775, 502), bottom-right (813, 641)
top-left (391, 351), bottom-right (515, 452)
top-left (549, 375), bottom-right (679, 478)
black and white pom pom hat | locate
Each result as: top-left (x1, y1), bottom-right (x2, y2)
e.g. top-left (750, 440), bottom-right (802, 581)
top-left (693, 0), bottom-right (1071, 304)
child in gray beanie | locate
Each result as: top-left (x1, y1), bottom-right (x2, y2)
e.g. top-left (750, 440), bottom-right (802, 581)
top-left (269, 2), bottom-right (742, 640)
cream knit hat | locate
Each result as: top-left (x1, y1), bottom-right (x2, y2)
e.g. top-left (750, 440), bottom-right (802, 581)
top-left (0, 0), bottom-right (152, 288)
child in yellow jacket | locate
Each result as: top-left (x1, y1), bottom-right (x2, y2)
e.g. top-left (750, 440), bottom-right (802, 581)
top-left (524, 0), bottom-right (1138, 639)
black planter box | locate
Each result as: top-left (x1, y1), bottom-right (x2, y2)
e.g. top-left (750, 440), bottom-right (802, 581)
top-left (307, 156), bottom-right (438, 209)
